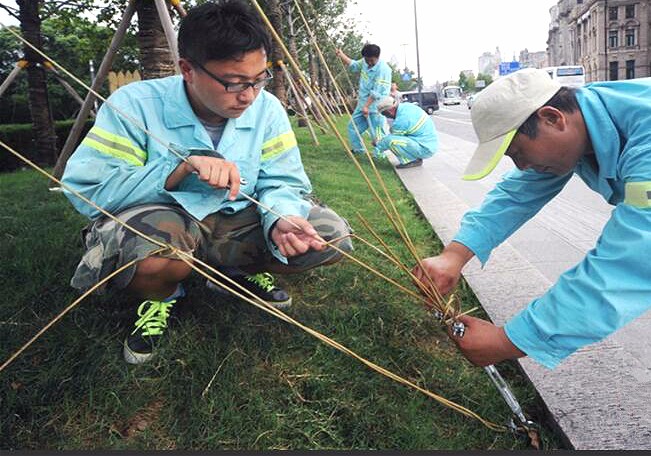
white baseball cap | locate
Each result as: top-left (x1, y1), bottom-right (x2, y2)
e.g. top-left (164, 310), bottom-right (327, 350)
top-left (376, 96), bottom-right (397, 113)
top-left (463, 68), bottom-right (561, 180)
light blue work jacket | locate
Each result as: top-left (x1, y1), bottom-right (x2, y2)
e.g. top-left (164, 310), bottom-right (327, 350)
top-left (378, 102), bottom-right (438, 152)
top-left (62, 75), bottom-right (313, 262)
top-left (348, 58), bottom-right (392, 112)
top-left (454, 78), bottom-right (651, 368)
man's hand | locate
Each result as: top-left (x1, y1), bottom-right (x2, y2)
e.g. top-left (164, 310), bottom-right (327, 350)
top-left (448, 315), bottom-right (526, 366)
top-left (413, 242), bottom-right (473, 296)
top-left (271, 216), bottom-right (324, 258)
top-left (165, 155), bottom-right (240, 200)
top-left (336, 48), bottom-right (351, 65)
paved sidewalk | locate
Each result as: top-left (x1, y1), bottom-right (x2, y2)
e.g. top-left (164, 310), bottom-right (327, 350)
top-left (393, 131), bottom-right (651, 450)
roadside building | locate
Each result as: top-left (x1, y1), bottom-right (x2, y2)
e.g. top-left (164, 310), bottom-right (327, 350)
top-left (548, 0), bottom-right (650, 81)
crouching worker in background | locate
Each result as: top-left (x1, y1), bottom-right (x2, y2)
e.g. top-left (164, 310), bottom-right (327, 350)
top-left (373, 96), bottom-right (439, 169)
top-left (61, 0), bottom-right (353, 365)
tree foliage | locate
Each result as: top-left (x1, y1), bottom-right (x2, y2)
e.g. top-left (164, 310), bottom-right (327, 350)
top-left (0, 0), bottom-right (364, 124)
top-left (0, 16), bottom-right (138, 123)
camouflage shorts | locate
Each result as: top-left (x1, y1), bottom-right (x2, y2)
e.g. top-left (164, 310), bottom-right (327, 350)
top-left (70, 200), bottom-right (353, 292)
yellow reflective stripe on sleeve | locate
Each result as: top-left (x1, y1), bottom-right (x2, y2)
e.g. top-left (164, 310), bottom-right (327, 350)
top-left (624, 181), bottom-right (651, 208)
top-left (261, 131), bottom-right (297, 161)
top-left (82, 126), bottom-right (147, 166)
top-left (81, 137), bottom-right (144, 166)
top-left (405, 114), bottom-right (428, 134)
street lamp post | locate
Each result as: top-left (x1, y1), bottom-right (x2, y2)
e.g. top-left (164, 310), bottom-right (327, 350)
top-left (413, 0), bottom-right (423, 106)
top-left (401, 43), bottom-right (408, 71)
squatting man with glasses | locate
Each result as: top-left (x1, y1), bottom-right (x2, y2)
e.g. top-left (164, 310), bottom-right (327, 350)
top-left (62, 0), bottom-right (353, 364)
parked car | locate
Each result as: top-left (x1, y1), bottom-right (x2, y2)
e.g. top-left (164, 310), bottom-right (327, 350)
top-left (400, 90), bottom-right (439, 114)
top-left (466, 94), bottom-right (476, 109)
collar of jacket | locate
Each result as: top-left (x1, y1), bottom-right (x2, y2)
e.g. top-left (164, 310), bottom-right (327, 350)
top-left (363, 59), bottom-right (383, 74)
top-left (162, 75), bottom-right (257, 131)
top-left (576, 87), bottom-right (619, 180)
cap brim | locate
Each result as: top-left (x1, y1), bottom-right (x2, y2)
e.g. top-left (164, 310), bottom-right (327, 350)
top-left (462, 129), bottom-right (517, 181)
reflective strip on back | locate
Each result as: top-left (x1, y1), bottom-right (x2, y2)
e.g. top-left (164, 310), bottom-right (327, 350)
top-left (261, 131), bottom-right (297, 161)
top-left (624, 181), bottom-right (651, 208)
top-left (405, 114), bottom-right (428, 135)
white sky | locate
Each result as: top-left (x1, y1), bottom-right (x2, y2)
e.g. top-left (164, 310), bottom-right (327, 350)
top-left (0, 4), bottom-right (18, 27)
top-left (346, 0), bottom-right (557, 86)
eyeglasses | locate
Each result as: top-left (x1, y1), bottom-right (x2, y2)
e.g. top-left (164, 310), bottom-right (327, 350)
top-left (192, 60), bottom-right (273, 93)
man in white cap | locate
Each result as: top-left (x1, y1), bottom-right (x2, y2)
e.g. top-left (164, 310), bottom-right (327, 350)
top-left (373, 96), bottom-right (439, 169)
top-left (413, 68), bottom-right (651, 369)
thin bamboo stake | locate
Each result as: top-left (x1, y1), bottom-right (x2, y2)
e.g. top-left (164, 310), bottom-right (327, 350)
top-left (0, 61), bottom-right (25, 98)
top-left (173, 248), bottom-right (507, 432)
top-left (292, 0), bottom-right (352, 117)
top-left (0, 133), bottom-right (505, 431)
top-left (168, 0), bottom-right (187, 17)
top-left (154, 0), bottom-right (180, 73)
top-left (0, 255), bottom-right (159, 374)
top-left (50, 0), bottom-right (138, 181)
top-left (354, 216), bottom-right (439, 305)
top-left (256, 0), bottom-right (445, 313)
top-left (0, 15), bottom-right (520, 429)
top-left (277, 60), bottom-right (319, 146)
top-left (251, 0), bottom-right (409, 245)
top-left (0, 28), bottom-right (438, 316)
top-left (300, 0), bottom-right (356, 96)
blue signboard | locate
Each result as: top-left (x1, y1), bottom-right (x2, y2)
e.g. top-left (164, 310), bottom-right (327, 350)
top-left (499, 61), bottom-right (521, 76)
top-left (401, 72), bottom-right (412, 81)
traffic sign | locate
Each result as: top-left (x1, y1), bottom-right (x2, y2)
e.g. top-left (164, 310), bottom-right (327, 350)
top-left (499, 61), bottom-right (521, 76)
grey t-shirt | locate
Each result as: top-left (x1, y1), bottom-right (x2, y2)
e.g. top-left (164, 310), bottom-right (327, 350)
top-left (201, 120), bottom-right (226, 150)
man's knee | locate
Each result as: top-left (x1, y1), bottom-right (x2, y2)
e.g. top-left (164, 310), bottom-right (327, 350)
top-left (288, 206), bottom-right (354, 270)
top-left (134, 256), bottom-right (193, 281)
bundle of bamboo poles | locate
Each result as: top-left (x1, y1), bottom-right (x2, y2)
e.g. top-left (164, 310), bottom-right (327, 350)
top-left (0, 0), bottom-right (525, 435)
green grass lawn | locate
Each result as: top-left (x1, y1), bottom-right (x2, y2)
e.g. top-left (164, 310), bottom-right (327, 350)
top-left (0, 117), bottom-right (564, 450)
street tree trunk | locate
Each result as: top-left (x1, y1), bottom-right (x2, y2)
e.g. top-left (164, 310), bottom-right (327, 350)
top-left (17, 0), bottom-right (58, 164)
top-left (308, 50), bottom-right (318, 90)
top-left (136, 0), bottom-right (175, 80)
top-left (264, 0), bottom-right (287, 105)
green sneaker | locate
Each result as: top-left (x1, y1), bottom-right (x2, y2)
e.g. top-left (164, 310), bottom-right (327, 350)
top-left (206, 271), bottom-right (292, 309)
top-left (123, 299), bottom-right (176, 364)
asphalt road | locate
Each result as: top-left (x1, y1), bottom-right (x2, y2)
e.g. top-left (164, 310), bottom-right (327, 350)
top-left (431, 102), bottom-right (476, 141)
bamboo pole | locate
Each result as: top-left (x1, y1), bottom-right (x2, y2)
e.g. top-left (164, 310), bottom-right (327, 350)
top-left (154, 0), bottom-right (180, 73)
top-left (278, 61), bottom-right (319, 146)
top-left (50, 72), bottom-right (95, 117)
top-left (168, 0), bottom-right (187, 17)
top-left (51, 0), bottom-right (138, 183)
top-left (0, 61), bottom-right (24, 98)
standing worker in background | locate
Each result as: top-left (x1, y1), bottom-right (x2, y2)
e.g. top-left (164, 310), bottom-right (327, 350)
top-left (413, 68), bottom-right (651, 369)
top-left (336, 44), bottom-right (392, 154)
top-left (374, 96), bottom-right (438, 169)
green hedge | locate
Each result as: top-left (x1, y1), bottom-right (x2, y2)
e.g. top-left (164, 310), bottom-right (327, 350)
top-left (0, 119), bottom-right (93, 172)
